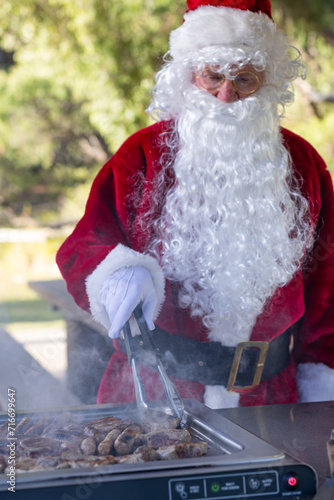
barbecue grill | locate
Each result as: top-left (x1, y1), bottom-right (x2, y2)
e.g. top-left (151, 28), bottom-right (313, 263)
top-left (0, 398), bottom-right (317, 499)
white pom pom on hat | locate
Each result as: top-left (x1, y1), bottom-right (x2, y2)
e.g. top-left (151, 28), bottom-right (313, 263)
top-left (169, 0), bottom-right (278, 61)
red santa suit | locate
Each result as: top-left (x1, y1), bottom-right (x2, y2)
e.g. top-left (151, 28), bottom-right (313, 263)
top-left (56, 119), bottom-right (334, 407)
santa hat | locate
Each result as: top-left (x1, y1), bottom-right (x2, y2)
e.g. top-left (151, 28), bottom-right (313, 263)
top-left (186, 0), bottom-right (272, 19)
top-left (170, 0), bottom-right (278, 61)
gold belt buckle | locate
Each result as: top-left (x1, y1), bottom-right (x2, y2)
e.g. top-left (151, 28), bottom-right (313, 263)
top-left (227, 341), bottom-right (269, 392)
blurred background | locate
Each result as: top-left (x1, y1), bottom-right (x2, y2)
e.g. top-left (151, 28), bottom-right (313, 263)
top-left (0, 0), bottom-right (333, 409)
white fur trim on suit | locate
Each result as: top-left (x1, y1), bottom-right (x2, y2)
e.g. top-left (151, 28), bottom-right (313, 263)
top-left (85, 244), bottom-right (165, 330)
top-left (170, 6), bottom-right (276, 61)
top-left (204, 385), bottom-right (240, 409)
top-left (297, 362), bottom-right (334, 403)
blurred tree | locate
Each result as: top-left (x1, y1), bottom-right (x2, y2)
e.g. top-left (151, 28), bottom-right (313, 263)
top-left (0, 0), bottom-right (184, 224)
top-left (272, 0), bottom-right (334, 173)
top-left (0, 0), bottom-right (333, 224)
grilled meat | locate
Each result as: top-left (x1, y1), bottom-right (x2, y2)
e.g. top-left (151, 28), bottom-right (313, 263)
top-left (140, 428), bottom-right (192, 448)
top-left (15, 417), bottom-right (35, 435)
top-left (59, 438), bottom-right (83, 455)
top-left (80, 437), bottom-right (97, 455)
top-left (84, 416), bottom-right (132, 434)
top-left (82, 426), bottom-right (105, 443)
top-left (33, 456), bottom-right (60, 470)
top-left (0, 411), bottom-right (208, 473)
top-left (23, 416), bottom-right (54, 436)
top-left (19, 436), bottom-right (61, 456)
top-left (0, 422), bottom-right (9, 438)
top-left (139, 411), bottom-right (180, 432)
top-left (60, 450), bottom-right (84, 461)
top-left (62, 423), bottom-right (85, 435)
top-left (12, 457), bottom-right (39, 472)
top-left (61, 454), bottom-right (118, 468)
top-left (156, 442), bottom-right (208, 460)
top-left (42, 413), bottom-right (73, 437)
top-left (117, 441), bottom-right (208, 463)
top-left (117, 445), bottom-right (160, 463)
top-left (114, 424), bottom-right (143, 455)
top-left (97, 428), bottom-right (122, 456)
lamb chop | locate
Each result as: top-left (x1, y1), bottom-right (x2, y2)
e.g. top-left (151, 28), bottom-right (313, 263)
top-left (117, 445), bottom-right (160, 463)
top-left (139, 428), bottom-right (192, 448)
top-left (19, 436), bottom-right (61, 456)
top-left (156, 441), bottom-right (208, 460)
top-left (60, 454), bottom-right (118, 469)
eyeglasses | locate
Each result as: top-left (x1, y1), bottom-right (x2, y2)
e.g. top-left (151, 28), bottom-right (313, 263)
top-left (196, 69), bottom-right (261, 94)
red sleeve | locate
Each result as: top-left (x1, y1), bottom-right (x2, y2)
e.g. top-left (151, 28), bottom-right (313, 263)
top-left (282, 129), bottom-right (334, 368)
top-left (297, 166), bottom-right (334, 367)
top-left (56, 130), bottom-right (149, 312)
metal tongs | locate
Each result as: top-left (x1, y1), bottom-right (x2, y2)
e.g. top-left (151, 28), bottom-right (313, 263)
top-left (122, 304), bottom-right (185, 424)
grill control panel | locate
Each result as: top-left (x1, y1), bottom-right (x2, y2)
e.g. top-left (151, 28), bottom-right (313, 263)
top-left (0, 463), bottom-right (317, 499)
top-left (168, 465), bottom-right (316, 500)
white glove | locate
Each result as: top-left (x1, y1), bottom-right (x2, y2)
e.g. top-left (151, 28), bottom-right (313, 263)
top-left (100, 266), bottom-right (157, 338)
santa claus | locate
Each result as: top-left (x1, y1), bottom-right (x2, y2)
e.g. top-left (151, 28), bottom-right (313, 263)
top-left (57, 0), bottom-right (334, 409)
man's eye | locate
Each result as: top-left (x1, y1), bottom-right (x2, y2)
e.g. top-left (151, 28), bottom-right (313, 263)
top-left (236, 74), bottom-right (256, 83)
top-left (238, 76), bottom-right (252, 82)
top-left (206, 74), bottom-right (222, 81)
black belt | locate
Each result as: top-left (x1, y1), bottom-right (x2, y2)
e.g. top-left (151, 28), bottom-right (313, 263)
top-left (118, 324), bottom-right (294, 390)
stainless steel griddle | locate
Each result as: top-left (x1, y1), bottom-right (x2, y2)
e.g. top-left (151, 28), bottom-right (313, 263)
top-left (0, 399), bottom-right (317, 499)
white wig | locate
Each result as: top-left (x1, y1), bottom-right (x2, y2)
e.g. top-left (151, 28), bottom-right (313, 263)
top-left (147, 5), bottom-right (305, 121)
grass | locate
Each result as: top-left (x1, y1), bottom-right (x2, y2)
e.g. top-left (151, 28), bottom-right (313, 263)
top-left (0, 235), bottom-right (71, 385)
top-left (0, 299), bottom-right (63, 324)
top-left (0, 237), bottom-right (67, 328)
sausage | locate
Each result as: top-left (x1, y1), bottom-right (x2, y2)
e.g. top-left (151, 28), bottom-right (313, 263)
top-left (80, 437), bottom-right (97, 455)
top-left (114, 425), bottom-right (143, 455)
top-left (97, 428), bottom-right (122, 456)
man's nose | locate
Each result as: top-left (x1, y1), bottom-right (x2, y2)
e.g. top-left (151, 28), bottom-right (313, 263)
top-left (215, 79), bottom-right (239, 103)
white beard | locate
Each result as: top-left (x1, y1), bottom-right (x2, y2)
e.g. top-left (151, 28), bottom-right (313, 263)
top-left (150, 86), bottom-right (312, 348)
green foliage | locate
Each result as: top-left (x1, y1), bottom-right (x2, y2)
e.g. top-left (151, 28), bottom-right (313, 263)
top-left (272, 0), bottom-right (334, 39)
top-left (0, 0), bottom-right (184, 222)
top-left (0, 0), bottom-right (333, 224)
top-left (272, 0), bottom-right (334, 176)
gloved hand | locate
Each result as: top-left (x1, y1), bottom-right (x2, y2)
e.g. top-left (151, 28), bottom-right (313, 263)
top-left (100, 266), bottom-right (157, 338)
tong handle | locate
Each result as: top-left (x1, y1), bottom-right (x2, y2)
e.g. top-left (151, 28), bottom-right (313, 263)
top-left (123, 320), bottom-right (149, 415)
top-left (133, 305), bottom-right (185, 422)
